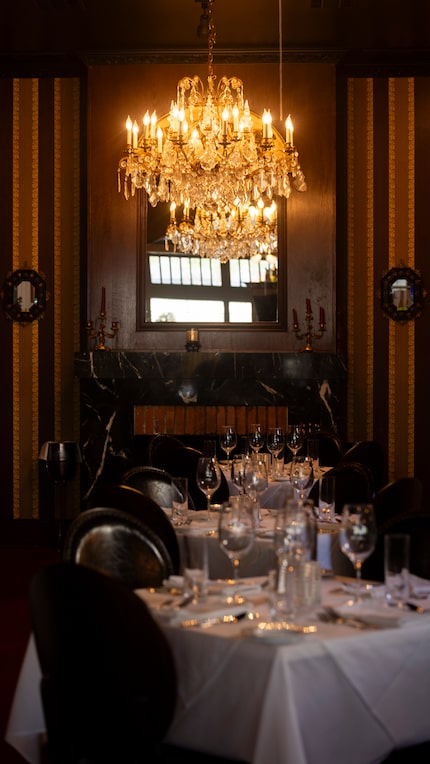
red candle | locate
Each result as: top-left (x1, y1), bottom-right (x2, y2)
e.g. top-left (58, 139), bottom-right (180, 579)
top-left (292, 308), bottom-right (298, 325)
top-left (101, 287), bottom-right (106, 315)
top-left (320, 306), bottom-right (325, 325)
top-left (306, 299), bottom-right (311, 314)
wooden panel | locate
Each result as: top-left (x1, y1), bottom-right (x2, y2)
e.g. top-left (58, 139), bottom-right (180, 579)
top-left (134, 405), bottom-right (289, 436)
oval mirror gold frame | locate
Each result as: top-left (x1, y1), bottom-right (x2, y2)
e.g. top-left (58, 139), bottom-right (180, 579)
top-left (1, 268), bottom-right (48, 323)
top-left (380, 266), bottom-right (426, 324)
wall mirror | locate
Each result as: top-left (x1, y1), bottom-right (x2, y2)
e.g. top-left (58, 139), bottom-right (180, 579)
top-left (1, 268), bottom-right (48, 323)
top-left (380, 265), bottom-right (426, 323)
top-left (137, 194), bottom-right (287, 332)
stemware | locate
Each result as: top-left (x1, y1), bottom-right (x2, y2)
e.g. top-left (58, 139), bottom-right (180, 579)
top-left (339, 503), bottom-right (377, 604)
top-left (219, 425), bottom-right (237, 463)
top-left (285, 424), bottom-right (305, 460)
top-left (218, 495), bottom-right (255, 582)
top-left (266, 426), bottom-right (284, 476)
top-left (243, 456), bottom-right (268, 524)
top-left (290, 456), bottom-right (314, 501)
top-left (196, 456), bottom-right (221, 519)
top-left (248, 424), bottom-right (265, 454)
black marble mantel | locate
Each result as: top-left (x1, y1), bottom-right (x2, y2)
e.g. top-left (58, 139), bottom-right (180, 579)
top-left (75, 351), bottom-right (346, 500)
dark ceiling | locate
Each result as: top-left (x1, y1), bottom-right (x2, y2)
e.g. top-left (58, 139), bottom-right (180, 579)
top-left (1, 0), bottom-right (430, 58)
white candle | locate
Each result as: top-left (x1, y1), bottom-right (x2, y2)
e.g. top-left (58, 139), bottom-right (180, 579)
top-left (150, 110), bottom-right (157, 139)
top-left (132, 120), bottom-right (138, 148)
top-left (285, 114), bottom-right (294, 145)
top-left (157, 126), bottom-right (163, 153)
top-left (126, 115), bottom-right (132, 145)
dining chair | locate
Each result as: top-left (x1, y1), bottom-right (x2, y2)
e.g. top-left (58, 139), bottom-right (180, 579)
top-left (372, 476), bottom-right (423, 528)
top-left (341, 439), bottom-right (386, 493)
top-left (29, 562), bottom-right (177, 764)
top-left (151, 443), bottom-right (230, 510)
top-left (308, 459), bottom-right (374, 513)
top-left (121, 464), bottom-right (196, 510)
top-left (63, 506), bottom-right (174, 588)
top-left (362, 510), bottom-right (430, 582)
top-left (301, 430), bottom-right (344, 467)
top-left (86, 482), bottom-right (180, 573)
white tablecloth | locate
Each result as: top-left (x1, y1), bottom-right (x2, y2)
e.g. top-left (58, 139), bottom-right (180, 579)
top-left (6, 580), bottom-right (430, 764)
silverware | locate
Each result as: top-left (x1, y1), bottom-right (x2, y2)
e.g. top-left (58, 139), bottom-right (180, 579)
top-left (180, 611), bottom-right (248, 628)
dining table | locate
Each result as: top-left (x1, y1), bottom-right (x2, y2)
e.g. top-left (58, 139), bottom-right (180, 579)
top-left (6, 575), bottom-right (430, 764)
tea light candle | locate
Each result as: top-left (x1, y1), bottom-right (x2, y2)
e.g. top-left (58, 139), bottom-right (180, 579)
top-left (187, 329), bottom-right (199, 343)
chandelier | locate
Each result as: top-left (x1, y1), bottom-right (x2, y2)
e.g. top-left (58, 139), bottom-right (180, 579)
top-left (117, 0), bottom-right (306, 262)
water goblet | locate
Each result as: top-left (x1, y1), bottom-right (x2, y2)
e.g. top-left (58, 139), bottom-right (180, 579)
top-left (285, 424), bottom-right (305, 460)
top-left (196, 456), bottom-right (221, 519)
top-left (232, 455), bottom-right (245, 494)
top-left (219, 425), bottom-right (237, 463)
top-left (339, 503), bottom-right (377, 604)
top-left (243, 456), bottom-right (268, 524)
top-left (266, 426), bottom-right (284, 476)
top-left (248, 423), bottom-right (265, 454)
top-left (290, 456), bottom-right (314, 501)
top-left (218, 495), bottom-right (255, 583)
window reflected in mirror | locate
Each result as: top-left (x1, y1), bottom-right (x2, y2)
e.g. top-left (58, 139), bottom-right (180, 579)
top-left (138, 195), bottom-right (285, 330)
top-left (380, 266), bottom-right (426, 323)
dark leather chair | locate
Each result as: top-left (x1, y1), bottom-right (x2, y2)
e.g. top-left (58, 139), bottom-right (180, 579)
top-left (86, 483), bottom-right (180, 573)
top-left (63, 506), bottom-right (174, 588)
top-left (151, 443), bottom-right (230, 511)
top-left (310, 460), bottom-right (374, 513)
top-left (301, 430), bottom-right (343, 468)
top-left (373, 477), bottom-right (423, 528)
top-left (29, 562), bottom-right (177, 764)
top-left (148, 433), bottom-right (186, 468)
top-left (363, 510), bottom-right (430, 582)
top-left (122, 464), bottom-right (196, 510)
top-left (341, 440), bottom-right (386, 493)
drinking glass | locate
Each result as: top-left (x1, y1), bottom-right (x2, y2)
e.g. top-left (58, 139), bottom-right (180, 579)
top-left (266, 426), bottom-right (284, 475)
top-left (218, 495), bottom-right (255, 582)
top-left (232, 455), bottom-right (245, 494)
top-left (219, 425), bottom-right (237, 462)
top-left (290, 456), bottom-right (314, 500)
top-left (285, 424), bottom-right (305, 460)
top-left (248, 424), bottom-right (265, 454)
top-left (196, 456), bottom-right (221, 519)
top-left (243, 456), bottom-right (268, 523)
top-left (339, 503), bottom-right (377, 603)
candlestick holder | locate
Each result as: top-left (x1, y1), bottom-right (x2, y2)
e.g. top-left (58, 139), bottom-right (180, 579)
top-left (292, 305), bottom-right (326, 352)
top-left (185, 328), bottom-right (200, 352)
top-left (86, 311), bottom-right (119, 351)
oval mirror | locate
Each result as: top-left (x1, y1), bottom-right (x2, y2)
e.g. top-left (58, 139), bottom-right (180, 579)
top-left (1, 268), bottom-right (48, 323)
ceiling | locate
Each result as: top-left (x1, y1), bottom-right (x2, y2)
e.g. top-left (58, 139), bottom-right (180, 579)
top-left (1, 0), bottom-right (429, 58)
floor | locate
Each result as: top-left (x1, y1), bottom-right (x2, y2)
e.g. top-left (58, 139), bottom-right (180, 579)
top-left (0, 543), bottom-right (59, 764)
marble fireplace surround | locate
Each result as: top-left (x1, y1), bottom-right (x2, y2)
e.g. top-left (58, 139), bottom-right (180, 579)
top-left (75, 351), bottom-right (346, 501)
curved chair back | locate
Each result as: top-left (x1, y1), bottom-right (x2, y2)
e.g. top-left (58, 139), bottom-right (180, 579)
top-left (362, 510), bottom-right (430, 582)
top-left (121, 464), bottom-right (196, 511)
top-left (302, 431), bottom-right (343, 468)
top-left (86, 483), bottom-right (180, 573)
top-left (152, 443), bottom-right (230, 510)
top-left (63, 506), bottom-right (174, 588)
top-left (323, 460), bottom-right (374, 514)
top-left (373, 477), bottom-right (423, 528)
top-left (148, 433), bottom-right (186, 467)
top-left (30, 562), bottom-right (177, 764)
top-left (341, 440), bottom-right (385, 493)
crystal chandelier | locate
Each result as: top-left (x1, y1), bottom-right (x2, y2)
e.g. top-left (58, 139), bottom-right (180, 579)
top-left (117, 0), bottom-right (306, 262)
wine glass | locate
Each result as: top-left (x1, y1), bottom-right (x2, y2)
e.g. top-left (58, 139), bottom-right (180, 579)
top-left (285, 424), bottom-right (305, 460)
top-left (196, 456), bottom-right (221, 519)
top-left (290, 456), bottom-right (314, 501)
top-left (339, 503), bottom-right (377, 604)
top-left (248, 424), bottom-right (265, 454)
top-left (266, 426), bottom-right (284, 476)
top-left (219, 425), bottom-right (237, 463)
top-left (243, 456), bottom-right (268, 525)
top-left (218, 495), bottom-right (255, 583)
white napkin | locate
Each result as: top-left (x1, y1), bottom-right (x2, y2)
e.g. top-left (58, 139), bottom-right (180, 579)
top-left (170, 601), bottom-right (249, 627)
top-left (409, 574), bottom-right (430, 598)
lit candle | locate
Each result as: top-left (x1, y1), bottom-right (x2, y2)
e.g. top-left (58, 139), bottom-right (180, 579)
top-left (101, 287), bottom-right (106, 315)
top-left (157, 126), bottom-right (163, 154)
top-left (320, 306), bottom-right (325, 325)
top-left (150, 111), bottom-right (157, 139)
top-left (262, 109), bottom-right (273, 140)
top-left (132, 120), bottom-right (138, 149)
top-left (126, 115), bottom-right (132, 145)
top-left (187, 329), bottom-right (199, 343)
top-left (232, 104), bottom-right (239, 133)
top-left (143, 111), bottom-right (150, 140)
top-left (222, 108), bottom-right (229, 138)
top-left (306, 299), bottom-right (311, 314)
top-left (292, 308), bottom-right (298, 325)
top-left (285, 114), bottom-right (294, 145)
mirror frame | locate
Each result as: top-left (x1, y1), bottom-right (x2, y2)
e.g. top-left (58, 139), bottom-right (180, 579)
top-left (380, 265), bottom-right (426, 324)
top-left (1, 268), bottom-right (48, 323)
top-left (136, 193), bottom-right (287, 332)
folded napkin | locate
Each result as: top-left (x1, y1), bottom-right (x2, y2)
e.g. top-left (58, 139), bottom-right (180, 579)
top-left (409, 574), bottom-right (430, 598)
top-left (169, 601), bottom-right (249, 627)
